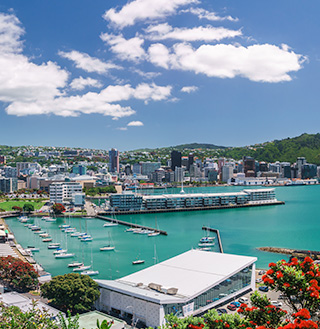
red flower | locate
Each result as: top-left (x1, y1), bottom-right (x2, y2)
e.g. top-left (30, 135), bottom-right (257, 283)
top-left (277, 271), bottom-right (284, 279)
top-left (269, 262), bottom-right (276, 267)
top-left (283, 282), bottom-right (290, 288)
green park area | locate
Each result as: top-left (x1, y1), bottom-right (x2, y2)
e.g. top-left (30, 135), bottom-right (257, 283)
top-left (0, 200), bottom-right (45, 212)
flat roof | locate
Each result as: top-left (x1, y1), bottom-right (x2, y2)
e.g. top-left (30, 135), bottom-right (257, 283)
top-left (143, 192), bottom-right (248, 200)
top-left (97, 250), bottom-right (256, 304)
top-left (243, 188), bottom-right (275, 193)
top-left (75, 311), bottom-right (125, 329)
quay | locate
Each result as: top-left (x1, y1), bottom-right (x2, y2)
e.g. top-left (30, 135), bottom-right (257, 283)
top-left (202, 226), bottom-right (223, 253)
top-left (99, 200), bottom-right (285, 216)
top-left (96, 215), bottom-right (168, 235)
top-left (258, 247), bottom-right (320, 260)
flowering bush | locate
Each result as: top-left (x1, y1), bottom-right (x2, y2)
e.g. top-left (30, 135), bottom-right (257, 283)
top-left (0, 256), bottom-right (38, 292)
top-left (162, 257), bottom-right (320, 329)
top-left (52, 203), bottom-right (65, 214)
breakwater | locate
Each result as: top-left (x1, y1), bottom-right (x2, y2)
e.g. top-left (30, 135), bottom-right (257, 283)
top-left (99, 200), bottom-right (285, 216)
top-left (258, 247), bottom-right (320, 259)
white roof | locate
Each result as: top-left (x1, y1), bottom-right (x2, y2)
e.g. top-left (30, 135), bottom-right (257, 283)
top-left (143, 192), bottom-right (247, 200)
top-left (97, 250), bottom-right (256, 304)
top-left (243, 188), bottom-right (275, 193)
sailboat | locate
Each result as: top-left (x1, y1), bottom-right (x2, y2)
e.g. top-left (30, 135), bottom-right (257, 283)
top-left (80, 247), bottom-right (99, 275)
top-left (100, 232), bottom-right (115, 251)
top-left (148, 217), bottom-right (160, 237)
top-left (132, 253), bottom-right (145, 265)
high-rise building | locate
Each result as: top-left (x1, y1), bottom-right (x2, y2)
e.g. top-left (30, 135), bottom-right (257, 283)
top-left (0, 177), bottom-right (18, 193)
top-left (174, 167), bottom-right (184, 182)
top-left (188, 153), bottom-right (194, 170)
top-left (132, 163), bottom-right (142, 175)
top-left (243, 156), bottom-right (255, 177)
top-left (221, 165), bottom-right (233, 182)
top-left (109, 148), bottom-right (119, 173)
top-left (72, 164), bottom-right (87, 175)
top-left (302, 164), bottom-right (317, 179)
top-left (141, 162), bottom-right (161, 176)
top-left (171, 151), bottom-right (181, 170)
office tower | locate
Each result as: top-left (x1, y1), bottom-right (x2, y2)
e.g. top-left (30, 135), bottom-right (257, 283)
top-left (109, 148), bottom-right (119, 173)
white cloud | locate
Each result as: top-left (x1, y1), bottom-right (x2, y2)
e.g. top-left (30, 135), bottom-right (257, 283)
top-left (59, 50), bottom-right (120, 74)
top-left (133, 69), bottom-right (161, 79)
top-left (103, 0), bottom-right (199, 29)
top-left (182, 7), bottom-right (238, 22)
top-left (128, 120), bottom-right (144, 126)
top-left (117, 127), bottom-right (128, 131)
top-left (70, 76), bottom-right (103, 90)
top-left (149, 42), bottom-right (305, 83)
top-left (145, 23), bottom-right (241, 42)
top-left (0, 13), bottom-right (24, 53)
top-left (181, 86), bottom-right (198, 93)
top-left (100, 33), bottom-right (146, 62)
top-left (148, 43), bottom-right (171, 69)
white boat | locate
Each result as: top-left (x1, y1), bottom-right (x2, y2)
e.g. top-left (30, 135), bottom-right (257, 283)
top-left (27, 247), bottom-right (40, 252)
top-left (73, 265), bottom-right (91, 272)
top-left (70, 232), bottom-right (81, 237)
top-left (100, 245), bottom-right (115, 251)
top-left (31, 225), bottom-right (41, 231)
top-left (68, 261), bottom-right (84, 268)
top-left (39, 233), bottom-right (49, 238)
top-left (148, 232), bottom-right (160, 237)
top-left (64, 228), bottom-right (77, 233)
top-left (53, 249), bottom-right (68, 255)
top-left (138, 229), bottom-right (154, 235)
top-left (19, 216), bottom-right (30, 223)
top-left (55, 253), bottom-right (75, 259)
top-left (125, 228), bottom-right (135, 232)
top-left (132, 259), bottom-right (145, 265)
top-left (59, 224), bottom-right (71, 229)
top-left (45, 217), bottom-right (56, 222)
top-left (42, 238), bottom-right (52, 242)
top-left (103, 222), bottom-right (118, 227)
top-left (47, 243), bottom-right (61, 249)
top-left (77, 233), bottom-right (88, 239)
top-left (81, 237), bottom-right (93, 242)
top-left (81, 270), bottom-right (99, 276)
top-left (196, 247), bottom-right (212, 251)
top-left (198, 242), bottom-right (215, 247)
top-left (199, 237), bottom-right (215, 243)
top-left (132, 228), bottom-right (143, 234)
top-left (34, 230), bottom-right (45, 234)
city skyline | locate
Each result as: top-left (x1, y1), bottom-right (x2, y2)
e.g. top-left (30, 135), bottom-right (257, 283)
top-left (0, 0), bottom-right (319, 150)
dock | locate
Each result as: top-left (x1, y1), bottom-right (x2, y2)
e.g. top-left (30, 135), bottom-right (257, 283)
top-left (258, 247), bottom-right (320, 260)
top-left (96, 215), bottom-right (168, 235)
top-left (202, 226), bottom-right (223, 253)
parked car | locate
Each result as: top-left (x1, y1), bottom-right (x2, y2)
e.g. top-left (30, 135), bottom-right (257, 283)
top-left (231, 301), bottom-right (241, 308)
top-left (217, 308), bottom-right (227, 314)
top-left (239, 297), bottom-right (249, 303)
top-left (259, 286), bottom-right (269, 292)
top-left (227, 304), bottom-right (237, 311)
top-left (270, 300), bottom-right (282, 307)
top-left (258, 270), bottom-right (266, 275)
top-left (256, 278), bottom-right (262, 283)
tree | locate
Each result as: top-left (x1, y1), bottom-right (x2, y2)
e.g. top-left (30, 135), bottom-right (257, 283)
top-left (40, 273), bottom-right (100, 315)
top-left (23, 203), bottom-right (34, 213)
top-left (162, 256), bottom-right (320, 329)
top-left (0, 256), bottom-right (38, 292)
top-left (12, 205), bottom-right (23, 212)
top-left (52, 202), bottom-right (66, 214)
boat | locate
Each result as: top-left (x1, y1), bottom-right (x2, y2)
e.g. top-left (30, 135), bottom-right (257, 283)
top-left (70, 232), bottom-right (81, 237)
top-left (77, 233), bottom-right (88, 239)
top-left (47, 243), bottom-right (61, 249)
top-left (148, 232), bottom-right (160, 237)
top-left (103, 222), bottom-right (118, 227)
top-left (81, 236), bottom-right (93, 242)
top-left (68, 261), bottom-right (84, 268)
top-left (132, 259), bottom-right (145, 265)
top-left (100, 245), bottom-right (115, 251)
top-left (196, 247), bottom-right (212, 251)
top-left (39, 233), bottom-right (49, 238)
top-left (73, 265), bottom-right (91, 272)
top-left (34, 230), bottom-right (45, 235)
top-left (42, 238), bottom-right (53, 242)
top-left (53, 249), bottom-right (68, 255)
top-left (19, 216), bottom-right (30, 223)
top-left (199, 237), bottom-right (215, 243)
top-left (198, 242), bottom-right (215, 247)
top-left (132, 228), bottom-right (143, 234)
top-left (138, 229), bottom-right (154, 235)
top-left (125, 227), bottom-right (135, 232)
top-left (30, 225), bottom-right (41, 231)
top-left (64, 228), bottom-right (77, 233)
top-left (59, 224), bottom-right (71, 229)
top-left (55, 253), bottom-right (75, 259)
top-left (45, 217), bottom-right (56, 222)
top-left (81, 270), bottom-right (99, 276)
top-left (27, 246), bottom-right (40, 252)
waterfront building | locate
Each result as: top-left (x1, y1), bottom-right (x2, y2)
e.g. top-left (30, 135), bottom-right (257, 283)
top-left (49, 182), bottom-right (82, 204)
top-left (181, 156), bottom-right (189, 168)
top-left (96, 250), bottom-right (256, 328)
top-left (151, 168), bottom-right (165, 184)
top-left (297, 157), bottom-right (306, 178)
top-left (281, 162), bottom-right (291, 179)
top-left (72, 164), bottom-right (87, 175)
top-left (174, 167), bottom-right (184, 182)
top-left (217, 158), bottom-right (225, 174)
top-left (171, 151), bottom-right (181, 170)
top-left (141, 162), bottom-right (161, 176)
top-left (110, 192), bottom-right (143, 211)
top-left (72, 192), bottom-right (86, 206)
top-left (109, 149), bottom-right (120, 173)
top-left (124, 164), bottom-right (132, 175)
top-left (259, 162), bottom-right (268, 172)
top-left (302, 164), bottom-right (317, 179)
top-left (0, 177), bottom-right (18, 193)
top-left (165, 170), bottom-right (175, 183)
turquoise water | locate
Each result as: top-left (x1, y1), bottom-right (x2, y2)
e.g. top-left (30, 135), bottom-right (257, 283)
top-left (5, 185), bottom-right (320, 279)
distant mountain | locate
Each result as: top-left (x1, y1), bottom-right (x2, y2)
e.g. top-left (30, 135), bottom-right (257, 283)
top-left (172, 143), bottom-right (227, 150)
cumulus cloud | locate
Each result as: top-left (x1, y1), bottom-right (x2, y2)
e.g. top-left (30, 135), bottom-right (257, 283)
top-left (70, 76), bottom-right (103, 90)
top-left (117, 127), bottom-right (128, 131)
top-left (0, 13), bottom-right (24, 53)
top-left (145, 23), bottom-right (241, 42)
top-left (181, 86), bottom-right (198, 93)
top-left (132, 69), bottom-right (161, 79)
top-left (100, 33), bottom-right (146, 62)
top-left (148, 43), bottom-right (171, 69)
top-left (181, 7), bottom-right (238, 22)
top-left (149, 42), bottom-right (305, 82)
top-left (59, 50), bottom-right (120, 74)
top-left (128, 120), bottom-right (144, 126)
top-left (103, 0), bottom-right (199, 28)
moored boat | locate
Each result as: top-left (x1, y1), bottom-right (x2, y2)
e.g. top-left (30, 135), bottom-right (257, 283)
top-left (132, 259), bottom-right (145, 265)
top-left (148, 232), bottom-right (160, 237)
top-left (103, 222), bottom-right (118, 227)
top-left (100, 245), bottom-right (115, 251)
top-left (73, 265), bottom-right (91, 272)
top-left (198, 242), bottom-right (215, 247)
top-left (81, 270), bottom-right (99, 276)
top-left (55, 253), bottom-right (75, 259)
top-left (68, 261), bottom-right (84, 268)
top-left (42, 238), bottom-right (52, 242)
top-left (47, 243), bottom-right (61, 249)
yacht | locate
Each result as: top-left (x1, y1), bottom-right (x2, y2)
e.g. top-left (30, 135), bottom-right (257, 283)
top-left (73, 265), bottom-right (91, 272)
top-left (55, 253), bottom-right (75, 259)
top-left (103, 222), bottom-right (118, 227)
top-left (132, 259), bottom-right (145, 265)
top-left (53, 249), bottom-right (68, 255)
top-left (47, 243), bottom-right (61, 249)
top-left (148, 232), bottom-right (160, 237)
top-left (100, 245), bottom-right (115, 251)
top-left (68, 261), bottom-right (84, 268)
top-left (42, 238), bottom-right (53, 242)
top-left (81, 270), bottom-right (99, 276)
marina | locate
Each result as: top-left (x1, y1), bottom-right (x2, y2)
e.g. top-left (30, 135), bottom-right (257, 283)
top-left (3, 185), bottom-right (320, 279)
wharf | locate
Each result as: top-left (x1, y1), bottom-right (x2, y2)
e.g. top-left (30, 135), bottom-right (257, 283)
top-left (96, 215), bottom-right (168, 235)
top-left (202, 226), bottom-right (223, 253)
top-left (258, 247), bottom-right (320, 260)
top-left (99, 200), bottom-right (285, 216)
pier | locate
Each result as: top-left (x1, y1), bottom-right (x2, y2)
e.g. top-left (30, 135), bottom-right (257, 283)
top-left (202, 226), bottom-right (223, 253)
top-left (96, 215), bottom-right (168, 235)
top-left (258, 246), bottom-right (320, 260)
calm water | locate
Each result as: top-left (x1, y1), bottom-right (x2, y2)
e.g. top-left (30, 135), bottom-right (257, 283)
top-left (5, 185), bottom-right (320, 279)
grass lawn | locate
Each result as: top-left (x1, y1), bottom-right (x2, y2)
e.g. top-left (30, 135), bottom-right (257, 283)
top-left (0, 201), bottom-right (46, 211)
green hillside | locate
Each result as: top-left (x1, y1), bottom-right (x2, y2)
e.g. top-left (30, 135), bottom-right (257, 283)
top-left (173, 143), bottom-right (226, 150)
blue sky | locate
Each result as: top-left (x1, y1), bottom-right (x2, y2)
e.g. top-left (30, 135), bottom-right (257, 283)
top-left (0, 0), bottom-right (319, 151)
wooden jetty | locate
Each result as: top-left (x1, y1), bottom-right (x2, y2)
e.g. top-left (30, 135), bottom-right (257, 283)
top-left (96, 215), bottom-right (168, 235)
top-left (202, 226), bottom-right (223, 253)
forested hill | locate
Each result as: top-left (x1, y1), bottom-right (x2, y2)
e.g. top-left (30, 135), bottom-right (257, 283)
top-left (219, 133), bottom-right (320, 164)
top-left (173, 143), bottom-right (226, 150)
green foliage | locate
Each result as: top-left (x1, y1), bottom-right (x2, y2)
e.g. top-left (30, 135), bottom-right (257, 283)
top-left (84, 186), bottom-right (116, 196)
top-left (57, 310), bottom-right (80, 329)
top-left (0, 256), bottom-right (38, 292)
top-left (23, 203), bottom-right (34, 213)
top-left (0, 301), bottom-right (60, 328)
top-left (0, 201), bottom-right (45, 212)
top-left (40, 273), bottom-right (100, 315)
top-left (96, 319), bottom-right (114, 329)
